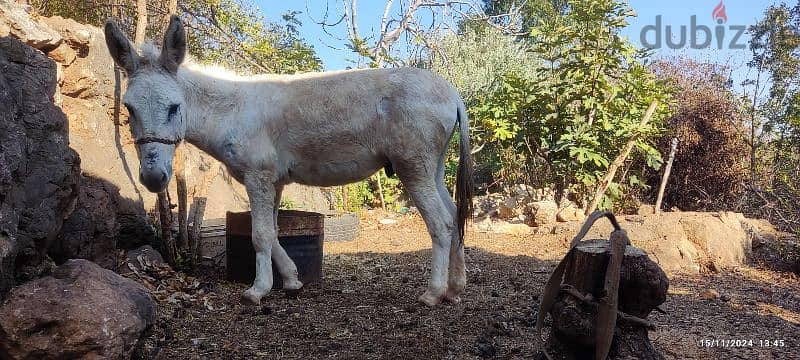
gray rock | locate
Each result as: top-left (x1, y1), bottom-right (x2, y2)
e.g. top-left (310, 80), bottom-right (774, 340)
top-left (0, 259), bottom-right (156, 359)
top-left (0, 36), bottom-right (80, 295)
top-left (126, 245), bottom-right (167, 272)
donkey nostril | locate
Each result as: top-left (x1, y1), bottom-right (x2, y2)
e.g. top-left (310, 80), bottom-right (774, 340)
top-left (160, 172), bottom-right (168, 183)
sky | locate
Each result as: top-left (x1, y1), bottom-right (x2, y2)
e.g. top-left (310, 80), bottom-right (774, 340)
top-left (252, 1), bottom-right (783, 86)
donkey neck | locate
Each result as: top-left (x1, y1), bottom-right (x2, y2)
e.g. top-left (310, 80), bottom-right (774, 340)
top-left (177, 66), bottom-right (273, 161)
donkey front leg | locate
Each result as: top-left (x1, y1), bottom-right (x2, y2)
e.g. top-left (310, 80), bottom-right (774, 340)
top-left (271, 184), bottom-right (303, 292)
top-left (241, 174), bottom-right (280, 305)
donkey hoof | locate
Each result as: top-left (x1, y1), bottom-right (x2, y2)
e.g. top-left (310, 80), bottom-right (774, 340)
top-left (418, 289), bottom-right (445, 306)
top-left (241, 288), bottom-right (263, 305)
top-left (285, 287), bottom-right (303, 299)
top-left (283, 279), bottom-right (303, 291)
top-left (445, 285), bottom-right (465, 304)
top-left (444, 294), bottom-right (462, 304)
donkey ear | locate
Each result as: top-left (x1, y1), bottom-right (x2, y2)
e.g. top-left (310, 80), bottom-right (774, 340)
top-left (104, 19), bottom-right (138, 74)
top-left (160, 15), bottom-right (186, 74)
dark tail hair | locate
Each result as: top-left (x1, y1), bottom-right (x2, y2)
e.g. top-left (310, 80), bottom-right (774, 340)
top-left (455, 102), bottom-right (474, 246)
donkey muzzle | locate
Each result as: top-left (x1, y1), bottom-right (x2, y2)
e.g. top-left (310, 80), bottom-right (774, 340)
top-left (140, 169), bottom-right (169, 193)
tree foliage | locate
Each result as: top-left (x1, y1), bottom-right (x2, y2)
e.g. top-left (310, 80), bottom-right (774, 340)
top-left (744, 2), bottom-right (800, 235)
top-left (482, 0), bottom-right (569, 31)
top-left (30, 0), bottom-right (321, 74)
top-left (448, 0), bottom-right (671, 208)
top-left (180, 0), bottom-right (321, 73)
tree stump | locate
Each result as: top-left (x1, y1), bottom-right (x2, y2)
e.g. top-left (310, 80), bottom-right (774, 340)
top-left (542, 240), bottom-right (669, 360)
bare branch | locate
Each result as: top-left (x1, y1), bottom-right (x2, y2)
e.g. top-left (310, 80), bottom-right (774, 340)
top-left (309, 0), bottom-right (525, 67)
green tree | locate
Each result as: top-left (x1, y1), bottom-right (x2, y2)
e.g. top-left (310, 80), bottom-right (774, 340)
top-left (471, 0), bottom-right (671, 208)
top-left (428, 26), bottom-right (540, 146)
top-left (748, 3), bottom-right (800, 177)
top-left (181, 1), bottom-right (321, 73)
top-left (744, 2), bottom-right (800, 236)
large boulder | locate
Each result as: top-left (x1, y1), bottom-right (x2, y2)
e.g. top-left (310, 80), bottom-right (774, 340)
top-left (581, 212), bottom-right (758, 274)
top-left (51, 175), bottom-right (120, 269)
top-left (0, 0), bottom-right (62, 51)
top-left (0, 259), bottom-right (156, 359)
top-left (530, 200), bottom-right (559, 226)
top-left (0, 36), bottom-right (80, 295)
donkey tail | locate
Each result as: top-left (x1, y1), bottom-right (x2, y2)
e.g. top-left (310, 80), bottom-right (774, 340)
top-left (455, 101), bottom-right (474, 246)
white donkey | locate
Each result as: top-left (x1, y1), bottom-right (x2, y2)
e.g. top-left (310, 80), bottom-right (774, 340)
top-left (104, 16), bottom-right (473, 306)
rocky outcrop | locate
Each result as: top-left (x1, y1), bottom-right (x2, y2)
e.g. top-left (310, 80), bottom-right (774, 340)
top-left (0, 35), bottom-right (80, 294)
top-left (580, 212), bottom-right (758, 274)
top-left (0, 0), bottom-right (62, 50)
top-left (0, 259), bottom-right (156, 359)
top-left (475, 185), bottom-right (563, 227)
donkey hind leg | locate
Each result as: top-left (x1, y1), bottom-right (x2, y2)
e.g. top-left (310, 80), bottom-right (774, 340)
top-left (437, 173), bottom-right (466, 303)
top-left (401, 173), bottom-right (456, 306)
top-left (271, 184), bottom-right (303, 292)
top-left (241, 175), bottom-right (280, 305)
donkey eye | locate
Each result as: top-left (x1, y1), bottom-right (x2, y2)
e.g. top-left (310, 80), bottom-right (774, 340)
top-left (167, 104), bottom-right (180, 123)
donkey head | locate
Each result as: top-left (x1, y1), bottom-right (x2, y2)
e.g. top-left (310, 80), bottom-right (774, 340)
top-left (105, 16), bottom-right (187, 193)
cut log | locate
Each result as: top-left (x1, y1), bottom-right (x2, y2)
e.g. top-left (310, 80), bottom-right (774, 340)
top-left (544, 239), bottom-right (668, 360)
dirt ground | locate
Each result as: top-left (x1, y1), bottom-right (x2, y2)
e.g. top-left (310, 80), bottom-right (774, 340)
top-left (135, 211), bottom-right (800, 359)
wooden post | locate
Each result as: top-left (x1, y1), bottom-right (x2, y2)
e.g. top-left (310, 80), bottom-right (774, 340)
top-left (174, 144), bottom-right (188, 250)
top-left (341, 186), bottom-right (349, 211)
top-left (134, 0), bottom-right (148, 46)
top-left (189, 197), bottom-right (207, 269)
top-left (654, 138), bottom-right (678, 214)
top-left (375, 172), bottom-right (386, 210)
top-left (585, 101), bottom-right (658, 215)
top-left (157, 191), bottom-right (176, 265)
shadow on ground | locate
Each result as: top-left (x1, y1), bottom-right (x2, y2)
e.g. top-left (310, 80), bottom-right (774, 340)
top-left (135, 245), bottom-right (799, 360)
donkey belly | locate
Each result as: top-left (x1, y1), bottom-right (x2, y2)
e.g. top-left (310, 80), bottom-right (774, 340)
top-left (287, 154), bottom-right (386, 187)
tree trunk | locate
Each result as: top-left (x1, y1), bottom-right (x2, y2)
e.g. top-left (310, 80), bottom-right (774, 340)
top-left (585, 101), bottom-right (658, 215)
top-left (164, 0), bottom-right (177, 29)
top-left (134, 0), bottom-right (148, 46)
top-left (542, 240), bottom-right (668, 360)
top-left (375, 172), bottom-right (386, 210)
top-left (341, 186), bottom-right (349, 211)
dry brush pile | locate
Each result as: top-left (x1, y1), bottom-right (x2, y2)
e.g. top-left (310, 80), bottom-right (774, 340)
top-left (649, 58), bottom-right (749, 212)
